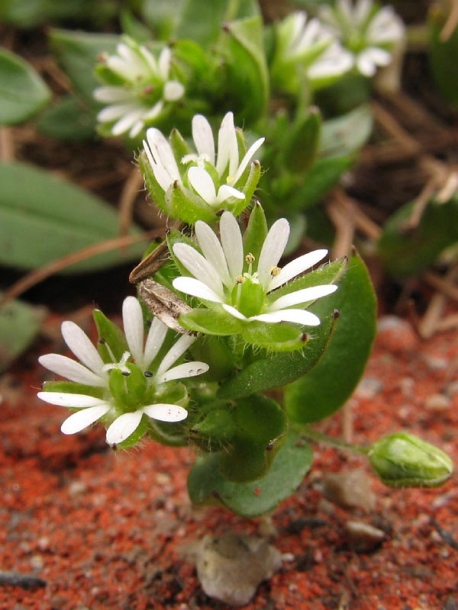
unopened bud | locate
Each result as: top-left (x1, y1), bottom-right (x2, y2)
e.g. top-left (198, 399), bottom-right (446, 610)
top-left (368, 432), bottom-right (454, 488)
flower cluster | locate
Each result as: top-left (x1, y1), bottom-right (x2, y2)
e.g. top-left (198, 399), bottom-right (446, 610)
top-left (141, 112), bottom-right (264, 222)
top-left (38, 297), bottom-right (208, 446)
top-left (271, 11), bottom-right (353, 91)
top-left (319, 0), bottom-right (405, 77)
top-left (94, 37), bottom-right (185, 138)
top-left (172, 211), bottom-right (337, 326)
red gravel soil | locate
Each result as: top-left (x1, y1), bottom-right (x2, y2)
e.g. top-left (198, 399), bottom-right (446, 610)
top-left (1, 312), bottom-right (458, 610)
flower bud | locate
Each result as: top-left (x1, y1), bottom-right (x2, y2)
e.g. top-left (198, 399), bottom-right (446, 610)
top-left (368, 432), bottom-right (454, 488)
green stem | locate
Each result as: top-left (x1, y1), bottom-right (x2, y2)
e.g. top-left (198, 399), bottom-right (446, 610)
top-left (300, 425), bottom-right (371, 456)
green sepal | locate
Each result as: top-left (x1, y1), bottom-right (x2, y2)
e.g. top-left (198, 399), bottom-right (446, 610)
top-left (93, 309), bottom-right (128, 364)
top-left (41, 380), bottom-right (105, 400)
top-left (240, 321), bottom-right (307, 351)
top-left (217, 309), bottom-right (338, 399)
top-left (233, 160), bottom-right (262, 216)
top-left (187, 426), bottom-right (313, 517)
top-left (169, 127), bottom-right (192, 161)
top-left (108, 365), bottom-right (148, 410)
top-left (243, 203), bottom-right (268, 261)
top-left (139, 151), bottom-right (169, 217)
top-left (179, 306), bottom-right (243, 335)
top-left (285, 251), bottom-right (376, 423)
top-left (167, 180), bottom-right (218, 224)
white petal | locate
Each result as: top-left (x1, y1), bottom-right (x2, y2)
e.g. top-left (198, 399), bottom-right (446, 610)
top-left (269, 284), bottom-right (338, 311)
top-left (195, 221), bottom-right (232, 288)
top-left (37, 392), bottom-right (107, 408)
top-left (142, 403), bottom-right (188, 422)
top-left (268, 249), bottom-right (328, 292)
top-left (188, 166), bottom-right (217, 204)
top-left (164, 80), bottom-right (185, 101)
top-left (93, 87), bottom-right (134, 103)
top-left (354, 0), bottom-right (371, 24)
top-left (220, 212), bottom-right (244, 279)
top-left (216, 112), bottom-right (238, 178)
top-left (172, 277), bottom-right (223, 303)
top-left (158, 47), bottom-right (171, 78)
top-left (155, 333), bottom-right (196, 379)
top-left (157, 361), bottom-right (209, 383)
top-left (38, 354), bottom-right (106, 387)
top-left (192, 114), bottom-right (215, 165)
top-left (122, 297), bottom-right (145, 367)
top-left (221, 303), bottom-right (248, 320)
top-left (253, 309), bottom-right (321, 326)
top-left (257, 218), bottom-right (290, 289)
top-left (143, 317), bottom-right (168, 370)
top-left (216, 184), bottom-right (245, 203)
top-left (231, 137), bottom-right (265, 185)
top-left (173, 243), bottom-right (224, 297)
top-left (129, 119), bottom-right (147, 138)
top-left (61, 321), bottom-right (105, 376)
top-left (61, 404), bottom-right (110, 435)
top-left (106, 411), bottom-right (143, 445)
top-left (145, 128), bottom-right (180, 181)
top-left (112, 108), bottom-right (145, 136)
top-left (143, 101), bottom-right (163, 121)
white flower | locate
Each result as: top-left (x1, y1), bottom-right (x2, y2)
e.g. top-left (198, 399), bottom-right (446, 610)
top-left (172, 211), bottom-right (337, 326)
top-left (94, 41), bottom-right (184, 138)
top-left (319, 0), bottom-right (405, 77)
top-left (38, 297), bottom-right (209, 445)
top-left (275, 11), bottom-right (353, 81)
top-left (143, 112), bottom-right (264, 207)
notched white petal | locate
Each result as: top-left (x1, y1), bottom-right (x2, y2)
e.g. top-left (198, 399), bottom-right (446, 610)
top-left (38, 354), bottom-right (106, 387)
top-left (106, 411), bottom-right (143, 445)
top-left (157, 361), bottom-right (209, 383)
top-left (61, 404), bottom-right (110, 435)
top-left (142, 403), bottom-right (188, 422)
top-left (61, 321), bottom-right (105, 375)
top-left (37, 392), bottom-right (106, 408)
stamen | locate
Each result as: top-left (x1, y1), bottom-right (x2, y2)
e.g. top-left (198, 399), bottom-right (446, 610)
top-left (270, 266), bottom-right (281, 277)
top-left (236, 275), bottom-right (245, 284)
top-left (245, 253), bottom-right (255, 264)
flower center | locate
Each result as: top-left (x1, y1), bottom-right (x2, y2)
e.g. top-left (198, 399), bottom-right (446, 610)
top-left (232, 273), bottom-right (265, 318)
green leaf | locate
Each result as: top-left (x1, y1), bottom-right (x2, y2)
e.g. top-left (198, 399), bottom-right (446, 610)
top-left (187, 427), bottom-right (313, 517)
top-left (320, 105), bottom-right (373, 157)
top-left (49, 29), bottom-right (120, 99)
top-left (281, 109), bottom-right (322, 174)
top-left (219, 394), bottom-right (287, 482)
top-left (0, 48), bottom-right (50, 125)
top-left (428, 8), bottom-right (458, 107)
top-left (0, 162), bottom-right (146, 273)
top-left (377, 195), bottom-right (458, 277)
top-left (174, 0), bottom-right (260, 46)
top-left (285, 251), bottom-right (376, 423)
top-left (36, 95), bottom-right (97, 141)
top-left (0, 296), bottom-right (45, 372)
top-left (219, 16), bottom-right (269, 125)
top-left (289, 155), bottom-right (353, 211)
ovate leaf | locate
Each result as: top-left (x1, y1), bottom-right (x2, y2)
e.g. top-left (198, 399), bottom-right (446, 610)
top-left (285, 251), bottom-right (376, 423)
top-left (0, 48), bottom-right (50, 125)
top-left (0, 296), bottom-right (45, 372)
top-left (0, 162), bottom-right (146, 273)
top-left (188, 427), bottom-right (313, 518)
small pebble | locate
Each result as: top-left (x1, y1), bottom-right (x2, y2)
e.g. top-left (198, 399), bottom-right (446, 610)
top-left (377, 316), bottom-right (417, 353)
top-left (345, 520), bottom-right (385, 552)
top-left (422, 354), bottom-right (448, 372)
top-left (323, 469), bottom-right (376, 512)
top-left (424, 393), bottom-right (451, 411)
top-left (191, 534), bottom-right (282, 606)
top-left (355, 376), bottom-right (383, 399)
